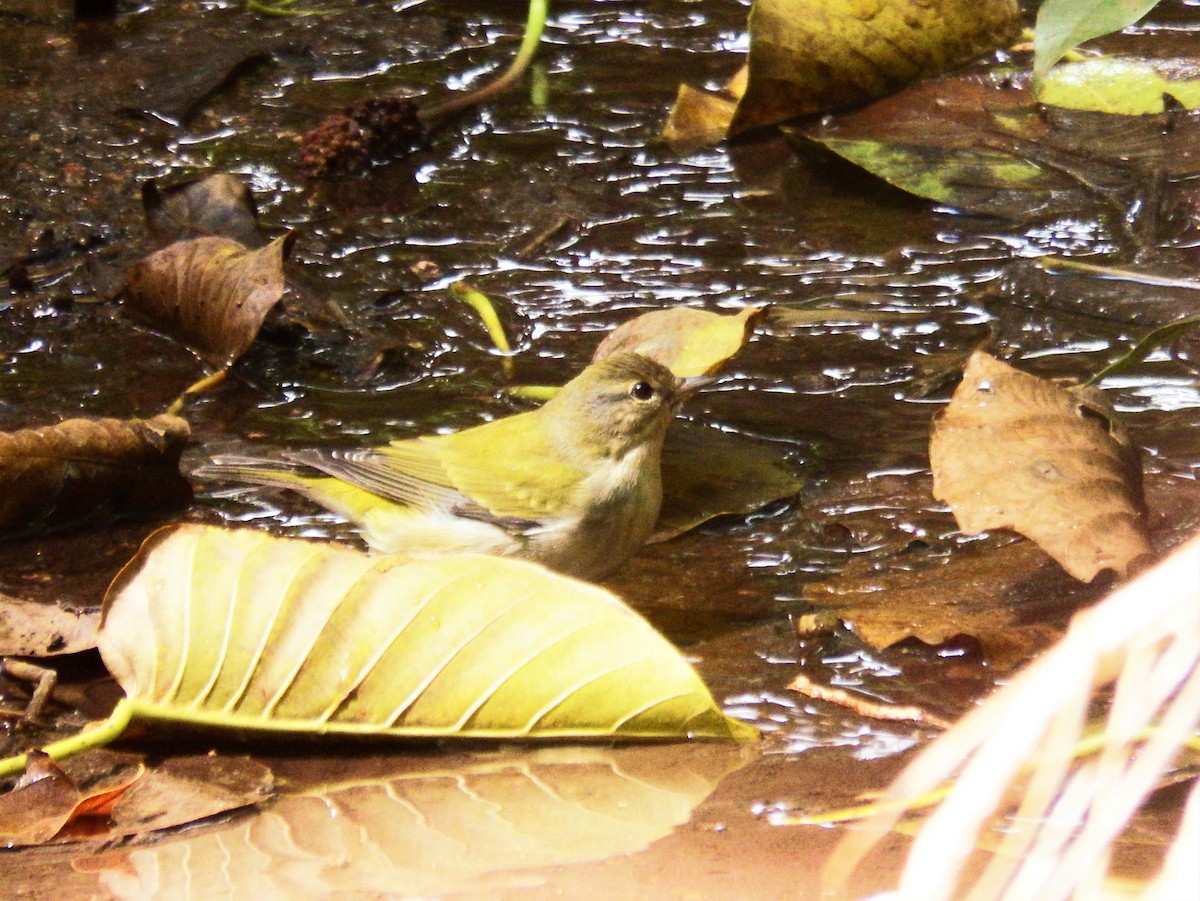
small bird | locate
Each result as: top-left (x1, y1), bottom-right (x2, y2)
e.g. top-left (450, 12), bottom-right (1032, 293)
top-left (196, 352), bottom-right (709, 580)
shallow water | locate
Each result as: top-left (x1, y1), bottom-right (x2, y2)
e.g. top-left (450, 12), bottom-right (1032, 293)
top-left (2, 1), bottom-right (1199, 897)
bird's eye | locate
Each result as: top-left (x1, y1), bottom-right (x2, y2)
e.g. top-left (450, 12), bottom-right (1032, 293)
top-left (629, 381), bottom-right (655, 401)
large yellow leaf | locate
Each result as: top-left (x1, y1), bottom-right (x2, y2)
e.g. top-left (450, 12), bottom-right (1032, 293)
top-left (99, 524), bottom-right (756, 742)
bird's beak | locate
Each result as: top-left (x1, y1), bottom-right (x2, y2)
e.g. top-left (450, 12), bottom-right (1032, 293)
top-left (677, 373), bottom-right (717, 401)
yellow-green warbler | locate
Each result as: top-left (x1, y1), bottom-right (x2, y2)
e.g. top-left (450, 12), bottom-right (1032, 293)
top-left (197, 352), bottom-right (709, 579)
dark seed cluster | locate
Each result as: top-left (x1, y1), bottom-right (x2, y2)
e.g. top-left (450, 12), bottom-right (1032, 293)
top-left (299, 96), bottom-right (425, 178)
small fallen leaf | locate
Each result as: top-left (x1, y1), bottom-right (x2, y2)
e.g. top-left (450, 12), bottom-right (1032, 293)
top-left (0, 752), bottom-right (81, 846)
top-left (142, 174), bottom-right (265, 248)
top-left (123, 233), bottom-right (295, 367)
top-left (0, 752), bottom-right (144, 847)
top-left (0, 594), bottom-right (99, 656)
top-left (0, 414), bottom-right (191, 539)
top-left (661, 82), bottom-right (741, 153)
top-left (592, 307), bottom-right (763, 377)
top-left (930, 351), bottom-right (1152, 581)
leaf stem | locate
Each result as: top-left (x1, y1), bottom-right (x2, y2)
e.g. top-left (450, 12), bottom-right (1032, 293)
top-left (0, 698), bottom-right (134, 779)
top-left (165, 368), bottom-right (229, 416)
top-left (1038, 256), bottom-right (1200, 291)
top-left (450, 281), bottom-right (515, 378)
top-left (1083, 316), bottom-right (1200, 387)
top-left (420, 0), bottom-right (548, 122)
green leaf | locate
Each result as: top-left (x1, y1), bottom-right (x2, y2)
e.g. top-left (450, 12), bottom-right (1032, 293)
top-left (1033, 0), bottom-right (1161, 85)
top-left (1039, 58), bottom-right (1200, 114)
top-left (98, 525), bottom-right (756, 743)
top-left (806, 136), bottom-right (1050, 209)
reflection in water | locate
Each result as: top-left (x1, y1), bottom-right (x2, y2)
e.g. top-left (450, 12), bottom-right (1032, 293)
top-left (87, 745), bottom-right (746, 899)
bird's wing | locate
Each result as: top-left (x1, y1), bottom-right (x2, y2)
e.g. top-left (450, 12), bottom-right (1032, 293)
top-left (285, 443), bottom-right (462, 512)
top-left (289, 413), bottom-right (587, 525)
top-left (418, 413), bottom-right (589, 522)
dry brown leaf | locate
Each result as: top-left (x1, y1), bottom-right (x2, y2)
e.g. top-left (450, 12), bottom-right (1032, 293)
top-left (0, 594), bottom-right (98, 656)
top-left (0, 414), bottom-right (191, 538)
top-left (592, 307), bottom-right (763, 377)
top-left (0, 752), bottom-right (81, 846)
top-left (123, 232), bottom-right (294, 367)
top-left (930, 351), bottom-right (1153, 581)
top-left (801, 540), bottom-right (1086, 670)
top-left (0, 753), bottom-right (144, 847)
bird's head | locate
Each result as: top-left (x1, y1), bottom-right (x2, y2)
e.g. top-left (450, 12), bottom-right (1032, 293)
top-left (546, 352), bottom-right (711, 460)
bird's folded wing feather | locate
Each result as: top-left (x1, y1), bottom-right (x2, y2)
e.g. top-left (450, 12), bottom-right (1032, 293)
top-left (289, 413), bottom-right (587, 522)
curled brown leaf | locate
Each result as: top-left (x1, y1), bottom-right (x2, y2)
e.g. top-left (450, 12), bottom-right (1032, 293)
top-left (0, 414), bottom-right (191, 538)
top-left (123, 233), bottom-right (294, 367)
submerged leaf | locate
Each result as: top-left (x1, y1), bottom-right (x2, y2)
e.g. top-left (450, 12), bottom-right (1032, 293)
top-left (930, 351), bottom-right (1152, 581)
top-left (793, 66), bottom-right (1200, 219)
top-left (801, 540), bottom-right (1084, 670)
top-left (123, 233), bottom-right (294, 367)
top-left (592, 307), bottom-right (763, 377)
top-left (0, 414), bottom-right (191, 539)
top-left (142, 174), bottom-right (264, 248)
top-left (1039, 58), bottom-right (1200, 114)
top-left (99, 525), bottom-right (756, 742)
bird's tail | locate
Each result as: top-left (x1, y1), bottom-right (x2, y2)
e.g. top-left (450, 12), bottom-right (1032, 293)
top-left (192, 454), bottom-right (410, 536)
top-left (191, 455), bottom-right (319, 492)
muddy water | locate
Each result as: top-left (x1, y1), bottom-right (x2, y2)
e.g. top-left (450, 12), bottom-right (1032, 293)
top-left (2, 1), bottom-right (1199, 898)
